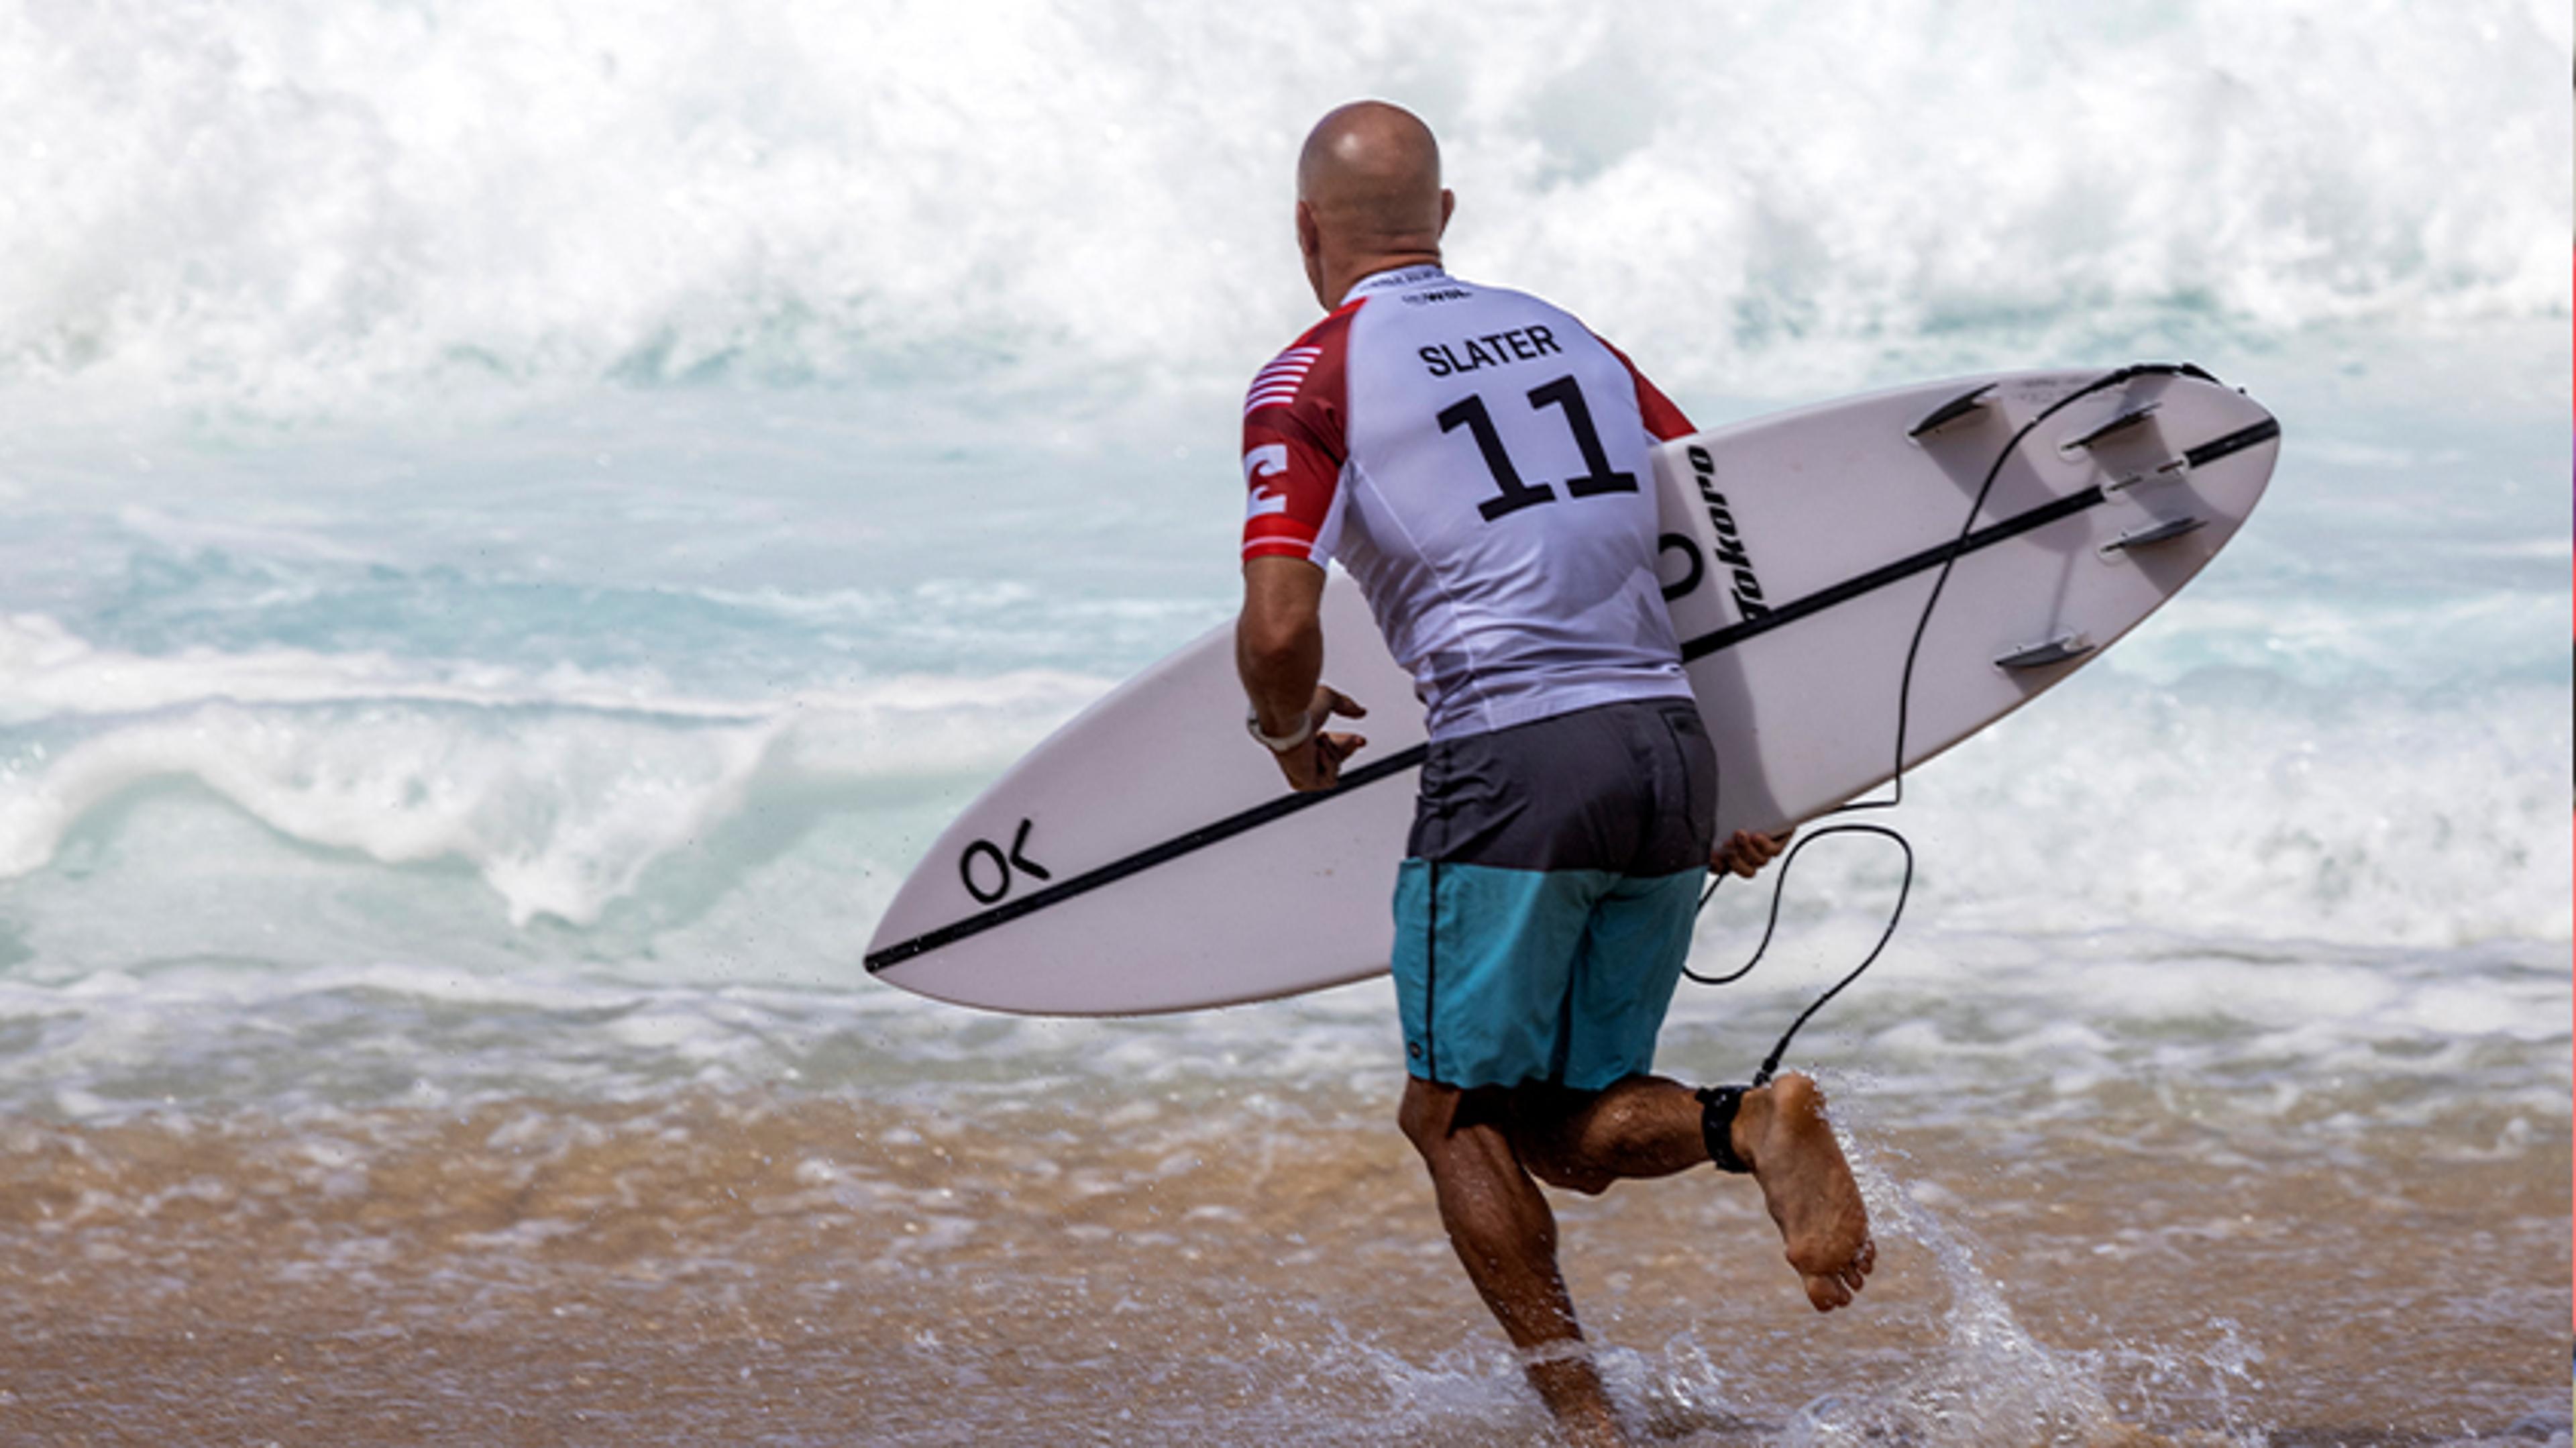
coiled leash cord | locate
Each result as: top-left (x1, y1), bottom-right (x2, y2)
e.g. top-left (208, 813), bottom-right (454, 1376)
top-left (1688, 822), bottom-right (1913, 1088)
top-left (1686, 364), bottom-right (2205, 1087)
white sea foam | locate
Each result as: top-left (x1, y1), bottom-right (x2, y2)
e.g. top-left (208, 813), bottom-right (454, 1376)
top-left (0, 921), bottom-right (2560, 1131)
top-left (1880, 666), bottom-right (2575, 946)
top-left (1, 0), bottom-right (2566, 415)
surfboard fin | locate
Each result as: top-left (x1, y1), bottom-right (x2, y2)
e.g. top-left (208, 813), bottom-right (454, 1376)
top-left (2061, 401), bottom-right (2161, 455)
top-left (1907, 384), bottom-right (1997, 440)
top-left (2098, 515), bottom-right (2206, 555)
top-left (1994, 633), bottom-right (2095, 670)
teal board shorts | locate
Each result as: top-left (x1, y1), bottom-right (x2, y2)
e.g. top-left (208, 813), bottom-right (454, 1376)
top-left (1392, 697), bottom-right (1716, 1092)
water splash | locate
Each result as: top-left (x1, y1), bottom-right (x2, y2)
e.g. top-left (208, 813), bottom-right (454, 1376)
top-left (1778, 1138), bottom-right (2265, 1448)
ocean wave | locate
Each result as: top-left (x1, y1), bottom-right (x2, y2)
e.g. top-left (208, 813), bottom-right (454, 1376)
top-left (0, 595), bottom-right (2566, 951)
top-left (0, 609), bottom-right (755, 722)
top-left (0, 616), bottom-right (1108, 925)
top-left (1, 0), bottom-right (2565, 414)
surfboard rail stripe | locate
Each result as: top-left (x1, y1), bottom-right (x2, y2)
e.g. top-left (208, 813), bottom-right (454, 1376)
top-left (864, 745), bottom-right (1431, 972)
top-left (864, 412), bottom-right (2280, 974)
top-left (1679, 486), bottom-right (2104, 662)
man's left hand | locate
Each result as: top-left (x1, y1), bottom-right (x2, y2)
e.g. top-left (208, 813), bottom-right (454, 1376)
top-left (1269, 685), bottom-right (1368, 792)
top-left (1713, 826), bottom-right (1793, 879)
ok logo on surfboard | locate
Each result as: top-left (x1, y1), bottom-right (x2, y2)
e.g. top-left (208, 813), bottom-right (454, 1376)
top-left (957, 818), bottom-right (1051, 906)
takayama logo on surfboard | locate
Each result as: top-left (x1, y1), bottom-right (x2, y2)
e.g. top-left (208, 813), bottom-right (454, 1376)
top-left (1686, 445), bottom-right (1770, 621)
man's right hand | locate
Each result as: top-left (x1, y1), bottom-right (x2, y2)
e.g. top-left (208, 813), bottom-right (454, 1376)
top-left (1713, 826), bottom-right (1793, 878)
top-left (1270, 685), bottom-right (1368, 792)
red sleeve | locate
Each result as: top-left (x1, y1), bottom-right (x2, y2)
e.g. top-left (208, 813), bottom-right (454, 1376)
top-left (1240, 303), bottom-right (1359, 564)
top-left (1589, 331), bottom-right (1696, 441)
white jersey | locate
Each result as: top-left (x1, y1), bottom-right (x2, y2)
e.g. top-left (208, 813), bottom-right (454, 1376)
top-left (1240, 264), bottom-right (1697, 741)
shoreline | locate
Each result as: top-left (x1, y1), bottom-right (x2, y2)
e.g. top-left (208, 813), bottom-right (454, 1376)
top-left (0, 1087), bottom-right (2561, 1444)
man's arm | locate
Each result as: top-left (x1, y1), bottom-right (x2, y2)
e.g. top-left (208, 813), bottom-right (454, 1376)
top-left (1238, 556), bottom-right (1326, 732)
top-left (1237, 556), bottom-right (1366, 792)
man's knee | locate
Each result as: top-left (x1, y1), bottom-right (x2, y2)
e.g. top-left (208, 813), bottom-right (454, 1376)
top-left (1397, 1076), bottom-right (1458, 1157)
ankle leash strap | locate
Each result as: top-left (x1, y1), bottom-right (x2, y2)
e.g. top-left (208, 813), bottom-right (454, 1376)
top-left (1697, 1084), bottom-right (1754, 1174)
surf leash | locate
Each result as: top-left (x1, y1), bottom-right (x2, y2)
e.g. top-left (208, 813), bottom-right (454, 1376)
top-left (1688, 362), bottom-right (2218, 1086)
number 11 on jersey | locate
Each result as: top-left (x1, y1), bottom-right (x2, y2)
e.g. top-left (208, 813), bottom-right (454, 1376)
top-left (1437, 374), bottom-right (1640, 523)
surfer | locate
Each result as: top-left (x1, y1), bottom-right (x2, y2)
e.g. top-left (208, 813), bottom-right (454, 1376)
top-left (1233, 101), bottom-right (1874, 1445)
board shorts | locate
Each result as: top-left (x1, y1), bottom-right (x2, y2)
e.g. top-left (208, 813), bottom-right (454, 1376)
top-left (1392, 696), bottom-right (1716, 1092)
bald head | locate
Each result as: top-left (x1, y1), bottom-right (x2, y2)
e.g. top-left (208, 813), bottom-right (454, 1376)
top-left (1292, 101), bottom-right (1453, 308)
top-left (1298, 101), bottom-right (1446, 238)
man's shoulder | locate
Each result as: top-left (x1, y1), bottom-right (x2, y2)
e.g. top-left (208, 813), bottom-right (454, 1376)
top-left (1262, 297), bottom-right (1367, 361)
top-left (1244, 301), bottom-right (1365, 419)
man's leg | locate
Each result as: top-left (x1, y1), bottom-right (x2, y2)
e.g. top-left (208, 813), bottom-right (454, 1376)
top-left (1511, 1072), bottom-right (1876, 1311)
top-left (1397, 1075), bottom-right (1625, 1448)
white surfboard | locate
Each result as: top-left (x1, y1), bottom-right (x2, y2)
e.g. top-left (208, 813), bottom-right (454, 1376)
top-left (865, 364), bottom-right (2279, 1015)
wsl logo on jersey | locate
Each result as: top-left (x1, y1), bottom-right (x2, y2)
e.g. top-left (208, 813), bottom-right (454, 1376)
top-left (1686, 445), bottom-right (1770, 621)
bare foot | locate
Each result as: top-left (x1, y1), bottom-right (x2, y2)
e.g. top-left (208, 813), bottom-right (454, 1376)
top-left (1523, 1351), bottom-right (1627, 1447)
top-left (1733, 1072), bottom-right (1875, 1312)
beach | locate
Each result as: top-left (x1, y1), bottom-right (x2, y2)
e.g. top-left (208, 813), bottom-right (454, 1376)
top-left (0, 1072), bottom-right (2562, 1442)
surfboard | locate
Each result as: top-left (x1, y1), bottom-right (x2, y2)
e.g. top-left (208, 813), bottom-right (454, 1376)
top-left (865, 364), bottom-right (2279, 1015)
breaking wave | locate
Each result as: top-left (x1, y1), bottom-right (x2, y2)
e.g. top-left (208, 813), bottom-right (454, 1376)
top-left (2, 0), bottom-right (2567, 414)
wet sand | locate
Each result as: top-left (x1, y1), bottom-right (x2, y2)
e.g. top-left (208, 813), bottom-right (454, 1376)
top-left (0, 1084), bottom-right (2563, 1445)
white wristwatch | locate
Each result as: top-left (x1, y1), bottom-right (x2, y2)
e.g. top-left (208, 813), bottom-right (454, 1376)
top-left (1245, 705), bottom-right (1317, 754)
